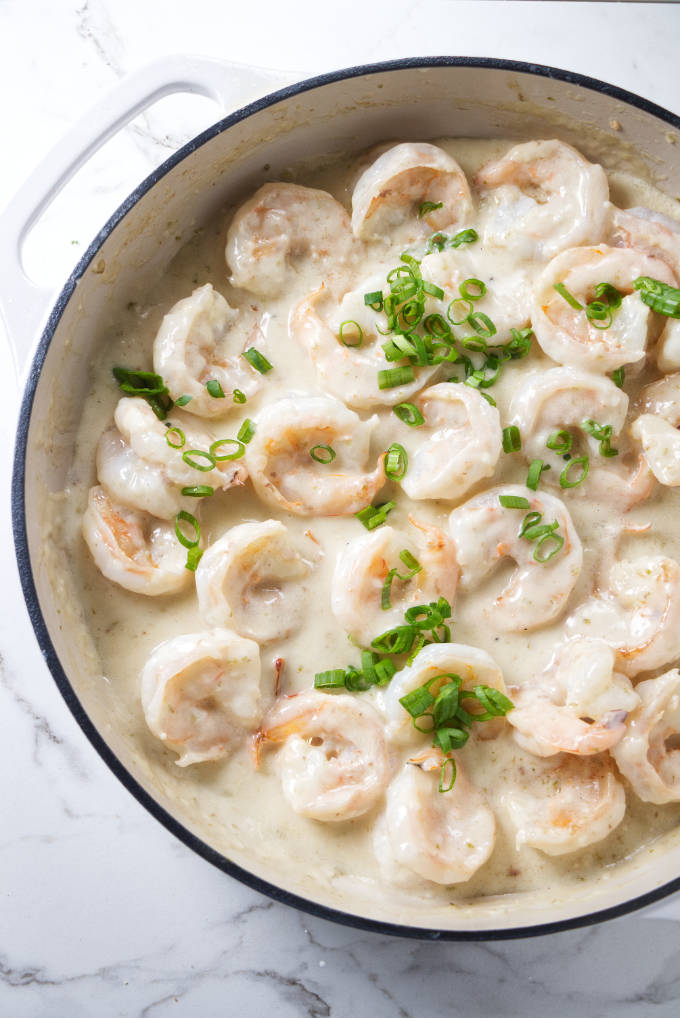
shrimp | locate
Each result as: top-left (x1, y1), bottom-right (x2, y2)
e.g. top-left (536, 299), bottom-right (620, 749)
top-left (225, 183), bottom-right (356, 298)
top-left (475, 140), bottom-right (609, 261)
top-left (631, 373), bottom-right (680, 486)
top-left (195, 520), bottom-right (313, 642)
top-left (258, 690), bottom-right (389, 821)
top-left (290, 281), bottom-right (439, 410)
top-left (566, 555), bottom-right (680, 678)
top-left (374, 748), bottom-right (496, 886)
top-left (141, 629), bottom-right (262, 766)
top-left (448, 485), bottom-right (583, 631)
top-left (382, 642), bottom-right (508, 747)
top-left (507, 637), bottom-right (639, 757)
top-left (331, 518), bottom-right (459, 648)
top-left (97, 397), bottom-right (246, 519)
top-left (152, 284), bottom-right (262, 416)
top-left (82, 485), bottom-right (190, 595)
top-left (351, 142), bottom-right (473, 244)
top-left (508, 366), bottom-right (654, 509)
top-left (244, 394), bottom-right (385, 516)
top-left (501, 753), bottom-right (626, 856)
top-left (530, 245), bottom-right (677, 372)
top-left (611, 669), bottom-right (680, 804)
top-left (399, 383), bottom-right (502, 502)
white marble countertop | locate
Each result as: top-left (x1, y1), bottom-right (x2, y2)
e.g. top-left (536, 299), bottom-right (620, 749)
top-left (2, 2), bottom-right (680, 1015)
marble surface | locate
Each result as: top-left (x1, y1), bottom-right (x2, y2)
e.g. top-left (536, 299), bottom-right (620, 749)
top-left (2, 2), bottom-right (680, 1015)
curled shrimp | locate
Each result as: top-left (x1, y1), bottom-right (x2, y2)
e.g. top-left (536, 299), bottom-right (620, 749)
top-left (82, 485), bottom-right (191, 595)
top-left (382, 642), bottom-right (508, 747)
top-left (374, 748), bottom-right (496, 886)
top-left (225, 182), bottom-right (356, 298)
top-left (566, 555), bottom-right (680, 678)
top-left (290, 281), bottom-right (439, 410)
top-left (244, 394), bottom-right (385, 516)
top-left (258, 690), bottom-right (389, 821)
top-left (475, 139), bottom-right (609, 260)
top-left (507, 637), bottom-right (639, 757)
top-left (448, 485), bottom-right (583, 631)
top-left (530, 245), bottom-right (677, 372)
top-left (631, 373), bottom-right (680, 486)
top-left (351, 142), bottom-right (473, 244)
top-left (399, 383), bottom-right (502, 502)
top-left (141, 629), bottom-right (262, 766)
top-left (501, 753), bottom-right (626, 856)
top-left (611, 669), bottom-right (680, 804)
top-left (508, 366), bottom-right (654, 509)
top-left (331, 518), bottom-right (459, 648)
top-left (98, 398), bottom-right (246, 519)
top-left (195, 520), bottom-right (313, 642)
top-left (152, 283), bottom-right (262, 416)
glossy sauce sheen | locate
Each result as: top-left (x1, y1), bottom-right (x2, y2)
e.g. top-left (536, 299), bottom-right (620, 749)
top-left (63, 139), bottom-right (680, 917)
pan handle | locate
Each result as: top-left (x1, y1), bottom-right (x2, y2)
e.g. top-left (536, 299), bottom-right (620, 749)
top-left (0, 54), bottom-right (298, 379)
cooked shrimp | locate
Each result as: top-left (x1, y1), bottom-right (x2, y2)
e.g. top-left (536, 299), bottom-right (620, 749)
top-left (244, 394), bottom-right (385, 516)
top-left (475, 140), bottom-right (609, 260)
top-left (501, 753), bottom-right (626, 855)
top-left (509, 366), bottom-right (654, 508)
top-left (374, 748), bottom-right (496, 886)
top-left (631, 373), bottom-right (680, 486)
top-left (530, 245), bottom-right (676, 372)
top-left (195, 520), bottom-right (313, 642)
top-left (351, 142), bottom-right (473, 244)
top-left (399, 383), bottom-right (502, 502)
top-left (507, 637), bottom-right (639, 757)
top-left (566, 555), bottom-right (680, 678)
top-left (258, 690), bottom-right (389, 821)
top-left (383, 642), bottom-right (508, 746)
top-left (448, 485), bottom-right (583, 631)
top-left (152, 283), bottom-right (262, 416)
top-left (290, 281), bottom-right (439, 410)
top-left (611, 669), bottom-right (680, 804)
top-left (82, 485), bottom-right (190, 595)
top-left (98, 397), bottom-right (246, 519)
top-left (331, 518), bottom-right (458, 648)
top-left (225, 183), bottom-right (356, 298)
top-left (141, 629), bottom-right (262, 766)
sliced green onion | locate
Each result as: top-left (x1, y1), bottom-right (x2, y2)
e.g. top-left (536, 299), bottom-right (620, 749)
top-left (242, 347), bottom-right (273, 373)
top-left (381, 569), bottom-right (398, 610)
top-left (112, 366), bottom-right (166, 396)
top-left (425, 231), bottom-right (449, 253)
top-left (526, 459), bottom-right (550, 491)
top-left (450, 228), bottom-right (478, 248)
top-left (419, 200), bottom-right (444, 217)
top-left (546, 429), bottom-right (572, 455)
top-left (433, 725), bottom-right (469, 753)
top-left (499, 494), bottom-right (530, 509)
top-left (582, 419), bottom-right (618, 457)
top-left (378, 366), bottom-right (415, 390)
top-left (473, 685), bottom-right (515, 718)
top-left (521, 520), bottom-right (559, 542)
top-left (355, 501), bottom-right (395, 530)
top-left (399, 683), bottom-right (436, 718)
top-left (385, 443), bottom-right (408, 480)
top-left (447, 297), bottom-right (473, 325)
top-left (381, 549), bottom-right (422, 611)
top-left (181, 485), bottom-right (214, 497)
top-left (612, 367), bottom-right (625, 389)
top-left (422, 281), bottom-right (445, 300)
top-left (339, 320), bottom-right (364, 348)
top-left (479, 391), bottom-right (497, 407)
top-left (371, 625), bottom-right (416, 655)
top-left (634, 276), bottom-right (680, 318)
top-left (374, 657), bottom-right (397, 686)
top-left (393, 402), bottom-right (424, 427)
top-left (174, 510), bottom-right (201, 549)
top-left (560, 456), bottom-right (589, 488)
top-left (175, 394), bottom-right (192, 407)
top-left (467, 312), bottom-right (497, 338)
top-left (209, 438), bottom-right (245, 461)
top-left (553, 282), bottom-right (583, 310)
top-left (518, 510), bottom-right (543, 537)
top-left (533, 532), bottom-right (565, 563)
top-left (364, 290), bottom-right (384, 311)
top-left (585, 301), bottom-right (613, 330)
top-left (438, 757), bottom-right (456, 793)
top-left (502, 426), bottom-right (522, 453)
top-left (185, 546), bottom-right (204, 571)
top-left (206, 379), bottom-right (225, 399)
top-left (310, 444), bottom-right (336, 464)
top-left (182, 448), bottom-right (216, 471)
top-left (232, 389), bottom-right (247, 404)
top-left (460, 278), bottom-right (486, 302)
top-left (594, 282), bottom-right (623, 309)
top-left (507, 327), bottom-right (533, 358)
top-left (236, 419), bottom-right (255, 444)
top-left (314, 669), bottom-right (347, 689)
top-left (423, 313), bottom-right (452, 340)
top-left (166, 426), bottom-right (186, 449)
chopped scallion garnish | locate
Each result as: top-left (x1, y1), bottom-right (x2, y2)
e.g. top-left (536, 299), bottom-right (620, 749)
top-left (582, 418), bottom-right (618, 457)
top-left (175, 394), bottom-right (192, 407)
top-left (460, 278), bottom-right (486, 302)
top-left (560, 456), bottom-right (589, 488)
top-left (634, 276), bottom-right (680, 318)
top-left (526, 458), bottom-right (551, 491)
top-left (355, 501), bottom-right (395, 530)
top-left (242, 347), bottom-right (273, 374)
top-left (385, 443), bottom-right (408, 480)
top-left (310, 443), bottom-right (336, 464)
top-left (166, 426), bottom-right (185, 449)
top-left (546, 429), bottom-right (572, 455)
top-left (182, 448), bottom-right (216, 471)
top-left (206, 379), bottom-right (225, 398)
top-left (499, 494), bottom-right (530, 509)
top-left (339, 320), bottom-right (364, 348)
top-left (209, 438), bottom-right (245, 461)
top-left (612, 367), bottom-right (625, 389)
top-left (553, 282), bottom-right (583, 310)
top-left (378, 366), bottom-right (415, 390)
top-left (419, 200), bottom-right (444, 217)
top-left (232, 389), bottom-right (247, 404)
top-left (364, 290), bottom-right (384, 311)
top-left (181, 485), bottom-right (214, 497)
top-left (393, 402), bottom-right (425, 427)
top-left (237, 419), bottom-right (255, 444)
top-left (502, 426), bottom-right (521, 453)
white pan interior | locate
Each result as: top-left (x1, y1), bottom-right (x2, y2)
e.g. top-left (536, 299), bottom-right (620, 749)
top-left (21, 62), bottom-right (680, 933)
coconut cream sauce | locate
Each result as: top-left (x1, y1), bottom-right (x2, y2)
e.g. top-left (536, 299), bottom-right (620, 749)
top-left (62, 139), bottom-right (680, 917)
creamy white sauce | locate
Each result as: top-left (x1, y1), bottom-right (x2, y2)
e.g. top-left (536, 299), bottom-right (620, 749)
top-left (62, 138), bottom-right (680, 919)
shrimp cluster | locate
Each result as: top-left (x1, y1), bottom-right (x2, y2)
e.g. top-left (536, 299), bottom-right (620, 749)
top-left (80, 133), bottom-right (680, 903)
